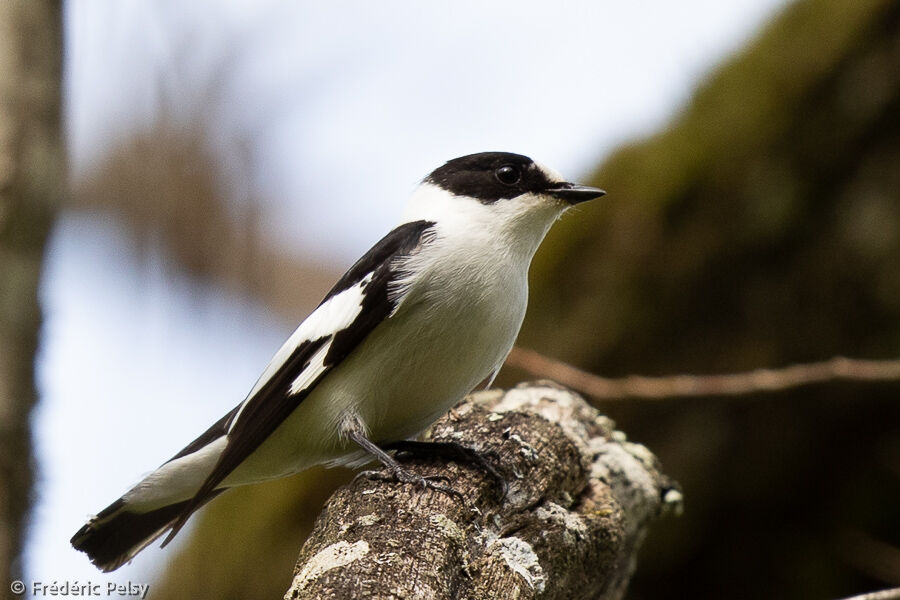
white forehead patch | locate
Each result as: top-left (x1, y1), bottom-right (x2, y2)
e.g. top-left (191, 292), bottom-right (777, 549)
top-left (535, 162), bottom-right (565, 185)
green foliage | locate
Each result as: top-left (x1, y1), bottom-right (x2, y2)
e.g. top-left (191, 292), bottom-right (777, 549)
top-left (526, 0), bottom-right (900, 373)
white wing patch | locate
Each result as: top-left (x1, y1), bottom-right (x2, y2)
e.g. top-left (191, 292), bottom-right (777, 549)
top-left (289, 341), bottom-right (331, 396)
top-left (230, 274), bottom-right (373, 431)
top-left (302, 273), bottom-right (373, 340)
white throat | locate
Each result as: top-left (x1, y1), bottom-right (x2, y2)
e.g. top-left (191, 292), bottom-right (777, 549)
top-left (401, 182), bottom-right (566, 261)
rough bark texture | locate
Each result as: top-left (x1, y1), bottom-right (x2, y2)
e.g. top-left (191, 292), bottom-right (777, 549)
top-left (285, 382), bottom-right (680, 600)
top-left (0, 0), bottom-right (62, 584)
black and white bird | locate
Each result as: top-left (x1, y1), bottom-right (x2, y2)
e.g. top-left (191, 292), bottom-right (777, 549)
top-left (71, 151), bottom-right (605, 571)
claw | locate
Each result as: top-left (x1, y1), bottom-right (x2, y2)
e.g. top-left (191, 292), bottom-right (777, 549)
top-left (342, 418), bottom-right (501, 502)
top-left (387, 440), bottom-right (508, 501)
top-left (358, 466), bottom-right (463, 500)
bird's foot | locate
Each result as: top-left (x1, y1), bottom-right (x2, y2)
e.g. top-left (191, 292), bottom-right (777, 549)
top-left (386, 440), bottom-right (507, 500)
top-left (355, 466), bottom-right (463, 500)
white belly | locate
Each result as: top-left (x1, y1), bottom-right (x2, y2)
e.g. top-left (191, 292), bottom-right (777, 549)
top-left (338, 279), bottom-right (526, 442)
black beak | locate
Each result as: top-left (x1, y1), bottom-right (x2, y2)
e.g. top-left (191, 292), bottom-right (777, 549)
top-left (545, 182), bottom-right (606, 204)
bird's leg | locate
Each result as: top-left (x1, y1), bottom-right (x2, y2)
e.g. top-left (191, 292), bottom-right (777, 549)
top-left (384, 440), bottom-right (507, 498)
top-left (341, 415), bottom-right (462, 499)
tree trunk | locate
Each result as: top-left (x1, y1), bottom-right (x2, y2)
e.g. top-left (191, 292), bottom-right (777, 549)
top-left (0, 0), bottom-right (62, 583)
top-left (285, 382), bottom-right (681, 600)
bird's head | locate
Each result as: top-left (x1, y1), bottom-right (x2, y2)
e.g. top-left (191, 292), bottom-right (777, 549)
top-left (402, 152), bottom-right (605, 252)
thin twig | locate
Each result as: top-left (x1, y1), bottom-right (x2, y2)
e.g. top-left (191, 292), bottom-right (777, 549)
top-left (835, 588), bottom-right (900, 600)
top-left (506, 347), bottom-right (900, 400)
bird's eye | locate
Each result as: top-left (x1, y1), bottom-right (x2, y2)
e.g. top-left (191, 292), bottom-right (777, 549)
top-left (495, 165), bottom-right (521, 185)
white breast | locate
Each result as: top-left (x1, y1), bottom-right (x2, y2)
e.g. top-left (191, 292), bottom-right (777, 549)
top-left (332, 218), bottom-right (531, 443)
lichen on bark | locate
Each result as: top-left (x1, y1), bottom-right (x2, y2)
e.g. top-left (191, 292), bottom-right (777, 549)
top-left (286, 382), bottom-right (680, 600)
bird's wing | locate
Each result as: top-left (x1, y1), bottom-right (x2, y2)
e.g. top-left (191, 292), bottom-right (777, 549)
top-left (161, 219), bottom-right (437, 544)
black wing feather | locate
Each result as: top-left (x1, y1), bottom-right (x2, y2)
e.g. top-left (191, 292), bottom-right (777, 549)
top-left (166, 405), bottom-right (240, 464)
top-left (162, 220), bottom-right (436, 544)
top-left (321, 219), bottom-right (436, 303)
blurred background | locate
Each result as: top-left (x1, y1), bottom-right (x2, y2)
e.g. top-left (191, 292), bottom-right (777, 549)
top-left (2, 0), bottom-right (899, 598)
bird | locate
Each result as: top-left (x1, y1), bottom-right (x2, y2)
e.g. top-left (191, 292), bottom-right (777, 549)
top-left (71, 151), bottom-right (605, 572)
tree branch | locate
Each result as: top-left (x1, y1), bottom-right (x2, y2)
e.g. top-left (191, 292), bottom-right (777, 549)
top-left (507, 347), bottom-right (900, 400)
top-left (285, 382), bottom-right (681, 600)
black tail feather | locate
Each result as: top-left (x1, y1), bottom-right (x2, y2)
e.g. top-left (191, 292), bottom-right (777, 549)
top-left (71, 498), bottom-right (193, 572)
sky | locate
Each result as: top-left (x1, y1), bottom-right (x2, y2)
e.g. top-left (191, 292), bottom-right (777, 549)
top-left (27, 0), bottom-right (787, 591)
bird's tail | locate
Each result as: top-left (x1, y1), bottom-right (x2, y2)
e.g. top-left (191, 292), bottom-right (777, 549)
top-left (70, 493), bottom-right (219, 572)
